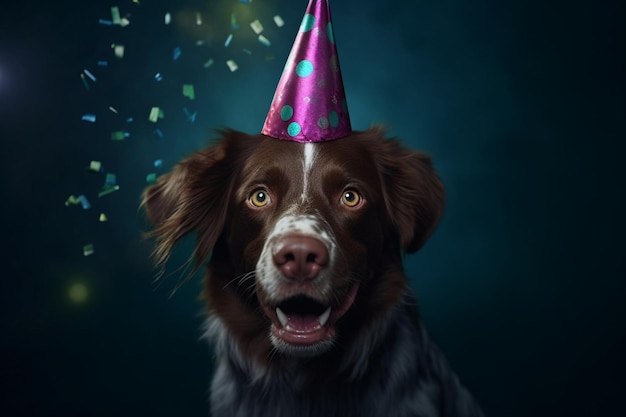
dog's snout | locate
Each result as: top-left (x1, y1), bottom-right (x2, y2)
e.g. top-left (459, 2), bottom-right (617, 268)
top-left (272, 235), bottom-right (329, 281)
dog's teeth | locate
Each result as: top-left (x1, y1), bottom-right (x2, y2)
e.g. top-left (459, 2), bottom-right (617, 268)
top-left (276, 307), bottom-right (289, 327)
top-left (318, 307), bottom-right (331, 327)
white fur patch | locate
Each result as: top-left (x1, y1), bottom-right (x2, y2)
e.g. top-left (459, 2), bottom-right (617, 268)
top-left (301, 143), bottom-right (317, 202)
top-left (256, 214), bottom-right (336, 302)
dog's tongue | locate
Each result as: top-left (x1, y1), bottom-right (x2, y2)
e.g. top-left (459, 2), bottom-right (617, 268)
top-left (278, 312), bottom-right (330, 345)
top-left (284, 314), bottom-right (320, 333)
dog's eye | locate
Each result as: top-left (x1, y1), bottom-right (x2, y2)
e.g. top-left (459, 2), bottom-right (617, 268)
top-left (341, 190), bottom-right (361, 208)
top-left (249, 189), bottom-right (270, 207)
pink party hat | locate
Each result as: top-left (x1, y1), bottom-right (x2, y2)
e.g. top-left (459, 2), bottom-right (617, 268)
top-left (262, 0), bottom-right (351, 142)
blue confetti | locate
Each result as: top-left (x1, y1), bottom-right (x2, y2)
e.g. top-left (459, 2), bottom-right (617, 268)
top-left (183, 107), bottom-right (197, 123)
top-left (258, 35), bottom-right (271, 47)
top-left (173, 47), bottom-right (182, 60)
top-left (81, 114), bottom-right (96, 123)
top-left (78, 195), bottom-right (91, 210)
top-left (224, 34), bottom-right (233, 48)
top-left (154, 159), bottom-right (163, 169)
top-left (104, 173), bottom-right (117, 188)
top-left (83, 69), bottom-right (96, 82)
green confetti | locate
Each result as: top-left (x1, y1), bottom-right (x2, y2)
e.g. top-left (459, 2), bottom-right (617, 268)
top-left (111, 131), bottom-right (127, 141)
top-left (149, 106), bottom-right (164, 122)
top-left (182, 84), bottom-right (195, 100)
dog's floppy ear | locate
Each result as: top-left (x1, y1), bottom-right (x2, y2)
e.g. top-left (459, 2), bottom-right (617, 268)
top-left (141, 130), bottom-right (248, 274)
top-left (373, 129), bottom-right (445, 253)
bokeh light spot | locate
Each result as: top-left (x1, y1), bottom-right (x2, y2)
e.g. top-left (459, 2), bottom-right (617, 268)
top-left (69, 283), bottom-right (89, 304)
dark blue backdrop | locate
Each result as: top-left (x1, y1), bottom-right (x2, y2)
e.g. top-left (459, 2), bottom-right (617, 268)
top-left (1, 0), bottom-right (624, 416)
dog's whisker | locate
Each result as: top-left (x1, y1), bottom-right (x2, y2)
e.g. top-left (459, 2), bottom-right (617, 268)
top-left (239, 271), bottom-right (257, 288)
top-left (242, 285), bottom-right (258, 301)
top-left (223, 270), bottom-right (255, 290)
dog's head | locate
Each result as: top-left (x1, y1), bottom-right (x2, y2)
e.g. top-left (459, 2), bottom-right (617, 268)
top-left (142, 126), bottom-right (444, 362)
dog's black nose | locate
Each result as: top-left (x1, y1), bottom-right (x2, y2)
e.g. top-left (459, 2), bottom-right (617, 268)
top-left (273, 235), bottom-right (329, 281)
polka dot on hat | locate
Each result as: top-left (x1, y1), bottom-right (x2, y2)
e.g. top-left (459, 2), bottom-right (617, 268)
top-left (295, 60), bottom-right (314, 77)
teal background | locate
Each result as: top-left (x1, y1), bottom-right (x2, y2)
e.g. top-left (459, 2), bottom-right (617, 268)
top-left (0, 0), bottom-right (623, 415)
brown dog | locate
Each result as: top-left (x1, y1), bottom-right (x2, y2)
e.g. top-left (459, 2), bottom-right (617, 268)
top-left (142, 126), bottom-right (484, 417)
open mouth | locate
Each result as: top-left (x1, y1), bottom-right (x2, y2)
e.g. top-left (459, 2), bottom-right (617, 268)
top-left (261, 284), bottom-right (359, 349)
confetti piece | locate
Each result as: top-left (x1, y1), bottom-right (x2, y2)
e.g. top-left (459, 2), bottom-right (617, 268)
top-left (99, 19), bottom-right (113, 26)
top-left (155, 72), bottom-right (163, 81)
top-left (274, 15), bottom-right (285, 27)
top-left (250, 20), bottom-right (263, 34)
top-left (104, 173), bottom-right (116, 187)
top-left (146, 173), bottom-right (157, 184)
top-left (97, 60), bottom-right (108, 66)
top-left (98, 186), bottom-right (119, 197)
top-left (154, 128), bottom-right (164, 139)
top-left (148, 107), bottom-right (164, 123)
top-left (81, 114), bottom-right (96, 123)
top-left (108, 106), bottom-right (118, 114)
top-left (243, 48), bottom-right (252, 55)
top-left (165, 12), bottom-right (171, 25)
top-left (265, 55), bottom-right (275, 61)
top-left (110, 131), bottom-right (128, 141)
top-left (126, 117), bottom-right (134, 123)
top-left (173, 46), bottom-right (182, 60)
top-left (231, 13), bottom-right (239, 30)
top-left (88, 161), bottom-right (102, 172)
top-left (83, 69), bottom-right (96, 82)
top-left (80, 74), bottom-right (90, 90)
top-left (78, 195), bottom-right (91, 210)
top-left (183, 107), bottom-right (197, 123)
top-left (119, 17), bottom-right (130, 27)
top-left (224, 34), bottom-right (233, 48)
top-left (203, 58), bottom-right (214, 68)
top-left (111, 6), bottom-right (121, 25)
top-left (154, 159), bottom-right (163, 168)
top-left (258, 35), bottom-right (271, 47)
top-left (226, 60), bottom-right (238, 72)
top-left (83, 244), bottom-right (95, 257)
top-left (239, 0), bottom-right (251, 3)
top-left (112, 44), bottom-right (125, 58)
top-left (99, 213), bottom-right (108, 222)
top-left (65, 195), bottom-right (80, 206)
top-left (196, 12), bottom-right (202, 25)
top-left (182, 84), bottom-right (195, 100)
